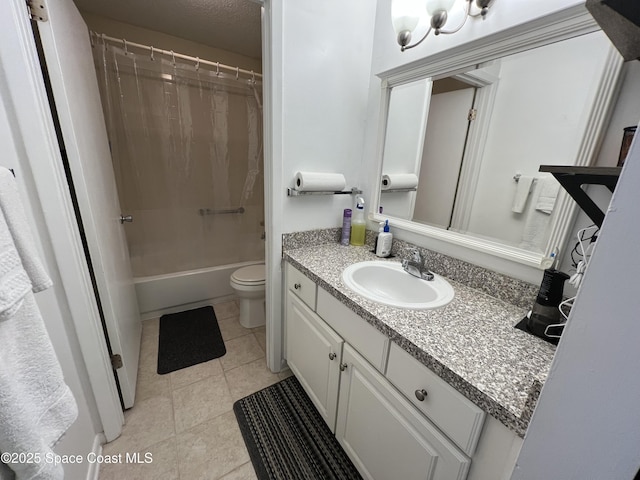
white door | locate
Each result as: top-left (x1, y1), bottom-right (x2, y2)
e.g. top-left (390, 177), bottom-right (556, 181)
top-left (35, 0), bottom-right (141, 408)
top-left (413, 87), bottom-right (475, 228)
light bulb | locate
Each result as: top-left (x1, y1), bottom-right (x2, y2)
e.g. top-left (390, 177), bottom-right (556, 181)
top-left (391, 0), bottom-right (422, 35)
top-left (425, 0), bottom-right (456, 15)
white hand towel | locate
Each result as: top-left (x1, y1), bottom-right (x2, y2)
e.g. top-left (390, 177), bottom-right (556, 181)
top-left (0, 168), bottom-right (77, 480)
top-left (0, 169), bottom-right (52, 292)
top-left (511, 175), bottom-right (534, 213)
top-left (535, 174), bottom-right (560, 214)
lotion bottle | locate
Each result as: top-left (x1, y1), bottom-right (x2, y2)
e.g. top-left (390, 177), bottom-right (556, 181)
top-left (376, 220), bottom-right (392, 257)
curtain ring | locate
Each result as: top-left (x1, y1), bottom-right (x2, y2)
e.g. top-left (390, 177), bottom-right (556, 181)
top-left (101, 33), bottom-right (106, 51)
top-left (170, 50), bottom-right (176, 66)
top-left (250, 70), bottom-right (255, 84)
top-left (150, 45), bottom-right (155, 61)
top-left (216, 62), bottom-right (220, 76)
top-left (90, 31), bottom-right (95, 47)
top-left (195, 57), bottom-right (200, 71)
top-left (236, 66), bottom-right (239, 80)
top-left (123, 38), bottom-right (128, 55)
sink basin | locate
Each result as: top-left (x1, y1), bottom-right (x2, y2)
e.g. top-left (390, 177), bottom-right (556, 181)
top-left (341, 261), bottom-right (454, 310)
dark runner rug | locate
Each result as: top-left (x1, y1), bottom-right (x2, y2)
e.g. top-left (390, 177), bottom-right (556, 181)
top-left (233, 376), bottom-right (362, 480)
top-left (157, 306), bottom-right (226, 374)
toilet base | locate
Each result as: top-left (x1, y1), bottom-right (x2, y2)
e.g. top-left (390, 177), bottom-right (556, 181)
top-left (239, 297), bottom-right (265, 329)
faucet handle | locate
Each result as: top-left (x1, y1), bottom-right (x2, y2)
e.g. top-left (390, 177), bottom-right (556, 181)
top-left (411, 249), bottom-right (422, 263)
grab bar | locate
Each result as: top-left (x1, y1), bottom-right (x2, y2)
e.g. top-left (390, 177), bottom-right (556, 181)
top-left (198, 207), bottom-right (245, 216)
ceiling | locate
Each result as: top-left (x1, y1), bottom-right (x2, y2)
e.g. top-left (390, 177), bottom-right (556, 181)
top-left (73, 0), bottom-right (262, 59)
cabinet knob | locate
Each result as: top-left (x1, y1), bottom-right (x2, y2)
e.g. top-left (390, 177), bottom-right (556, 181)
top-left (294, 283), bottom-right (301, 290)
top-left (340, 363), bottom-right (348, 372)
top-left (414, 389), bottom-right (428, 402)
top-left (329, 352), bottom-right (336, 360)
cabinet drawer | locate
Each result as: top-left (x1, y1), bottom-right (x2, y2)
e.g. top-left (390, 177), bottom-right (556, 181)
top-left (286, 262), bottom-right (317, 310)
top-left (386, 343), bottom-right (485, 456)
top-left (317, 287), bottom-right (388, 372)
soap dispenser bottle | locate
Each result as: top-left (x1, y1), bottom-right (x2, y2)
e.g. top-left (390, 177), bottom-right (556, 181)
top-left (376, 220), bottom-right (392, 257)
top-left (350, 196), bottom-right (366, 246)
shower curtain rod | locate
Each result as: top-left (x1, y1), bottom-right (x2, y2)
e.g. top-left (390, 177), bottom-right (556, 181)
top-left (91, 32), bottom-right (263, 82)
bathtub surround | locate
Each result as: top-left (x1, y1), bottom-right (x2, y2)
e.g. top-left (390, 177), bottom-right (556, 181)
top-left (93, 37), bottom-right (264, 279)
top-left (282, 231), bottom-right (554, 437)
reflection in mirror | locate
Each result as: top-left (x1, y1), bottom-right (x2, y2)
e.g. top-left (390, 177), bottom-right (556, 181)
top-left (379, 30), bottom-right (618, 256)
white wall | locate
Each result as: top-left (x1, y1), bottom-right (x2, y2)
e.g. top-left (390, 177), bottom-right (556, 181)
top-left (511, 110), bottom-right (640, 480)
top-left (277, 2), bottom-right (377, 233)
top-left (0, 78), bottom-right (101, 480)
top-left (265, 0), bottom-right (377, 370)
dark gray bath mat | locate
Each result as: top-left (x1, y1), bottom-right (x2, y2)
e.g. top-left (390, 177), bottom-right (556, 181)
top-left (233, 376), bottom-right (362, 480)
top-left (157, 306), bottom-right (226, 374)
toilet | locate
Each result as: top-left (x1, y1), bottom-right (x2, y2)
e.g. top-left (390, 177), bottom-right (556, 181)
top-left (230, 263), bottom-right (266, 328)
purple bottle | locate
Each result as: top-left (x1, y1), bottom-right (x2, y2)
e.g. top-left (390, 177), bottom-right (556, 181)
top-left (341, 209), bottom-right (352, 246)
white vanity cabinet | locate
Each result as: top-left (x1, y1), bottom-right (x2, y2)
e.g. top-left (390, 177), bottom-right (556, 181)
top-left (336, 344), bottom-right (470, 480)
top-left (285, 263), bottom-right (343, 431)
top-left (284, 262), bottom-right (522, 480)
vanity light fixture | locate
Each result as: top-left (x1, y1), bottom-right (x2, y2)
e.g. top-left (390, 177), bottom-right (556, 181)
top-left (392, 0), bottom-right (495, 52)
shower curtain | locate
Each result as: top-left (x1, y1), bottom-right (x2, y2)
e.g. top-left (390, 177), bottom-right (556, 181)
top-left (93, 40), bottom-right (264, 277)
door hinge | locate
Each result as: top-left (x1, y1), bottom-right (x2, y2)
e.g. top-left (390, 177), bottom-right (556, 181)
top-left (468, 108), bottom-right (477, 121)
top-left (27, 0), bottom-right (48, 22)
top-left (110, 354), bottom-right (123, 370)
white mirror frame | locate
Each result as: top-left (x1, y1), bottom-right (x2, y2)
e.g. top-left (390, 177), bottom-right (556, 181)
top-left (371, 7), bottom-right (623, 270)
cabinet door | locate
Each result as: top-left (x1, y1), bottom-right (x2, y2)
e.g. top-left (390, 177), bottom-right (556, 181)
top-left (336, 345), bottom-right (470, 480)
top-left (286, 292), bottom-right (343, 432)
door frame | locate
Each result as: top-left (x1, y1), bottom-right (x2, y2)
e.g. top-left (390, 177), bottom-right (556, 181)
top-left (1, 0), bottom-right (123, 441)
top-left (261, 0), bottom-right (287, 372)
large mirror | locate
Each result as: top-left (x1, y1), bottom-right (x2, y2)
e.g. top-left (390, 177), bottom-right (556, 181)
top-left (373, 25), bottom-right (622, 269)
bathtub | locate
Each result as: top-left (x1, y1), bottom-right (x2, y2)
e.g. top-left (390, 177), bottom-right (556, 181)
top-left (135, 261), bottom-right (262, 319)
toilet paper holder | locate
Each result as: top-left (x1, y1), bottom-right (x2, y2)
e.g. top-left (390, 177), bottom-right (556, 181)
top-left (287, 186), bottom-right (363, 197)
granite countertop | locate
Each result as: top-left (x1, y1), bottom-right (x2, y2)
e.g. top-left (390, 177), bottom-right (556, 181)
top-left (283, 242), bottom-right (557, 437)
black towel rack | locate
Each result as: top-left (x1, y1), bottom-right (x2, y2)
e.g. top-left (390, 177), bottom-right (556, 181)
top-left (539, 165), bottom-right (621, 228)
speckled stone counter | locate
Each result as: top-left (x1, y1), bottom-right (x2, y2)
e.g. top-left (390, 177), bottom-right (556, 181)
top-left (283, 240), bottom-right (557, 437)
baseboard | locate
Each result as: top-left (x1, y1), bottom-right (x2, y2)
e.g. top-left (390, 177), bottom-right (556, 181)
top-left (86, 434), bottom-right (105, 480)
top-left (139, 295), bottom-right (237, 321)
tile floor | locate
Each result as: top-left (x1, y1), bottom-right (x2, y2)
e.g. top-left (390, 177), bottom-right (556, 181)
top-left (98, 301), bottom-right (292, 480)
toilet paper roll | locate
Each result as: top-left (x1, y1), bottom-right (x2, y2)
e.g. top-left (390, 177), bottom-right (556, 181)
top-left (381, 173), bottom-right (419, 190)
top-left (294, 172), bottom-right (347, 192)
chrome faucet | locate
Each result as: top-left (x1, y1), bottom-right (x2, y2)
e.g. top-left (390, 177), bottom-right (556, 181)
top-left (402, 249), bottom-right (434, 281)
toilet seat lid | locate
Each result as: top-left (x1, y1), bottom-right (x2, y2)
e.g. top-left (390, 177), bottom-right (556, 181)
top-left (231, 264), bottom-right (265, 284)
